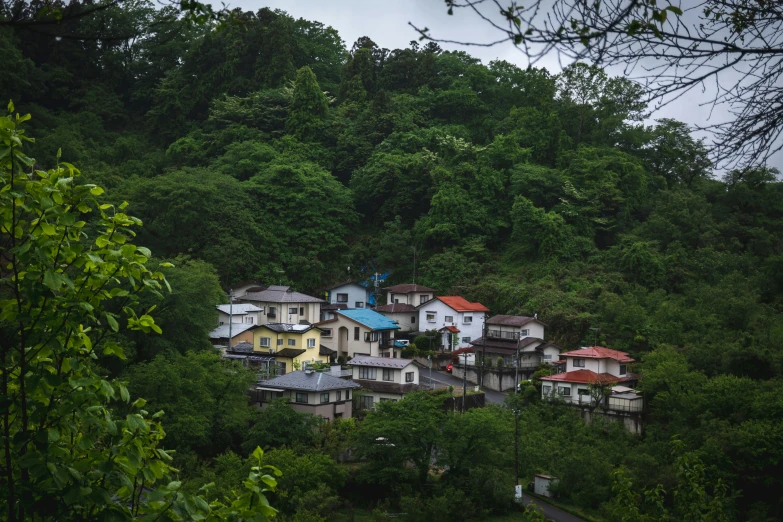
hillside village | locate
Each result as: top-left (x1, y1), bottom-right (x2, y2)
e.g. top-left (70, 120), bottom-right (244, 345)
top-left (210, 280), bottom-right (643, 431)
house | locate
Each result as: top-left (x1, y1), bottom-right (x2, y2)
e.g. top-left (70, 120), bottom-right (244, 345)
top-left (374, 303), bottom-right (418, 331)
top-left (326, 281), bottom-right (373, 310)
top-left (222, 341), bottom-right (281, 378)
top-left (252, 323), bottom-right (329, 373)
top-left (228, 280), bottom-right (266, 298)
top-left (382, 283), bottom-right (436, 307)
top-left (254, 370), bottom-right (361, 421)
top-left (416, 296), bottom-right (489, 350)
top-left (347, 356), bottom-right (425, 409)
top-left (469, 315), bottom-right (560, 369)
top-left (209, 323), bottom-right (257, 348)
top-left (316, 309), bottom-right (402, 359)
top-left (238, 285), bottom-right (325, 326)
top-left (216, 303), bottom-right (264, 326)
top-left (539, 346), bottom-right (638, 406)
top-left (320, 303), bottom-right (348, 321)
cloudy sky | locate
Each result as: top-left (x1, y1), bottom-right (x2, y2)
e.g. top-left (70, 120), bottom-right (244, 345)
top-left (237, 1), bottom-right (780, 171)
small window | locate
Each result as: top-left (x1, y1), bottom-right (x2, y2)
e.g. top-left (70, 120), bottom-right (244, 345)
top-left (360, 395), bottom-right (374, 410)
top-left (320, 392), bottom-right (329, 404)
top-left (461, 337), bottom-right (471, 343)
top-left (411, 316), bottom-right (416, 324)
top-left (336, 390), bottom-right (342, 401)
top-left (383, 369), bottom-right (393, 381)
top-left (520, 329), bottom-right (529, 336)
top-left (405, 372), bottom-right (414, 383)
top-left (269, 307), bottom-right (276, 316)
top-left (420, 295), bottom-right (429, 304)
top-left (336, 293), bottom-right (348, 303)
top-left (463, 316), bottom-right (473, 324)
top-left (288, 307), bottom-right (297, 315)
top-left (394, 298), bottom-right (399, 304)
top-left (259, 337), bottom-right (271, 347)
top-left (355, 302), bottom-right (364, 308)
top-left (364, 331), bottom-right (380, 342)
top-left (380, 352), bottom-right (390, 358)
top-left (345, 390), bottom-right (350, 400)
top-left (559, 387), bottom-right (571, 396)
top-left (445, 315), bottom-right (453, 323)
top-left (426, 312), bottom-right (436, 322)
top-left (542, 385), bottom-right (552, 395)
top-left (358, 367), bottom-right (377, 379)
top-left (307, 338), bottom-right (316, 348)
top-left (288, 339), bottom-right (296, 346)
top-left (573, 358), bottom-right (585, 368)
top-left (354, 327), bottom-right (360, 340)
top-left (543, 354), bottom-right (552, 360)
top-left (277, 338), bottom-right (283, 346)
top-left (322, 328), bottom-right (332, 337)
top-left (300, 307), bottom-right (304, 316)
top-left (295, 392), bottom-right (308, 403)
top-left (578, 389), bottom-right (590, 396)
top-left (619, 364), bottom-right (627, 375)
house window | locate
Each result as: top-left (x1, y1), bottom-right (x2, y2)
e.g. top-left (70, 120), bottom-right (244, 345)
top-left (426, 312), bottom-right (436, 322)
top-left (288, 339), bottom-right (296, 346)
top-left (543, 354), bottom-right (552, 360)
top-left (445, 315), bottom-right (453, 323)
top-left (268, 307), bottom-right (277, 317)
top-left (288, 307), bottom-right (297, 315)
top-left (336, 293), bottom-right (348, 303)
top-left (420, 295), bottom-right (430, 304)
top-left (360, 395), bottom-right (374, 410)
top-left (394, 298), bottom-right (399, 303)
top-left (322, 328), bottom-right (332, 337)
top-left (461, 337), bottom-right (471, 343)
top-left (542, 385), bottom-right (552, 395)
top-left (619, 364), bottom-right (627, 375)
top-left (380, 352), bottom-right (390, 358)
top-left (364, 331), bottom-right (379, 342)
top-left (411, 316), bottom-right (416, 324)
top-left (354, 327), bottom-right (360, 340)
top-left (578, 389), bottom-right (590, 396)
top-left (320, 392), bottom-right (329, 404)
top-left (405, 372), bottom-right (414, 383)
top-left (463, 316), bottom-right (473, 324)
top-left (295, 392), bottom-right (308, 403)
top-left (382, 369), bottom-right (393, 381)
top-left (307, 338), bottom-right (316, 348)
top-left (355, 302), bottom-right (364, 308)
top-left (259, 337), bottom-right (271, 347)
top-left (358, 367), bottom-right (377, 379)
top-left (345, 390), bottom-right (350, 400)
top-left (559, 387), bottom-right (571, 396)
top-left (380, 398), bottom-right (397, 402)
top-left (573, 358), bottom-right (585, 368)
top-left (520, 329), bottom-right (529, 336)
top-left (300, 307), bottom-right (304, 315)
top-left (336, 391), bottom-right (342, 401)
top-left (277, 338), bottom-right (283, 346)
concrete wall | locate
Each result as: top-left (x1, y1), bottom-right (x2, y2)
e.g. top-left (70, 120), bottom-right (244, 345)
top-left (330, 284), bottom-right (370, 308)
top-left (453, 366), bottom-right (531, 392)
top-left (580, 408), bottom-right (643, 435)
top-left (255, 389), bottom-right (354, 421)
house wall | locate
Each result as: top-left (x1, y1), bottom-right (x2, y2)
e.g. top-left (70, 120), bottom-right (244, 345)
top-left (565, 356), bottom-right (626, 377)
top-left (217, 310), bottom-right (261, 325)
top-left (330, 284), bottom-right (370, 308)
top-left (257, 389), bottom-right (354, 421)
top-left (534, 476), bottom-right (558, 498)
top-left (319, 316), bottom-right (398, 358)
top-left (376, 311), bottom-right (417, 332)
top-left (358, 392), bottom-right (405, 408)
top-left (418, 300), bottom-right (485, 348)
top-left (350, 364), bottom-right (420, 385)
top-left (386, 291), bottom-right (434, 307)
top-left (488, 322), bottom-right (546, 340)
top-left (212, 328), bottom-right (255, 348)
top-left (247, 301), bottom-right (322, 326)
top-left (252, 329), bottom-right (328, 365)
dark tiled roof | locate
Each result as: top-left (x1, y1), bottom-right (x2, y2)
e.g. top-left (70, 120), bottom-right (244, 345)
top-left (273, 348), bottom-right (306, 359)
top-left (486, 314), bottom-right (548, 327)
top-left (469, 337), bottom-right (544, 351)
top-left (259, 371), bottom-right (361, 392)
top-left (319, 345), bottom-right (336, 356)
top-left (321, 303), bottom-right (349, 311)
top-left (242, 285), bottom-right (324, 304)
top-left (347, 356), bottom-right (422, 369)
top-left (375, 303), bottom-right (417, 313)
top-left (382, 284), bottom-right (436, 294)
top-left (231, 342), bottom-right (254, 353)
top-left (354, 380), bottom-right (422, 394)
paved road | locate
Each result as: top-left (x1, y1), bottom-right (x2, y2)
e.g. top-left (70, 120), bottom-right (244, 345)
top-left (419, 370), bottom-right (507, 404)
top-left (521, 493), bottom-right (586, 522)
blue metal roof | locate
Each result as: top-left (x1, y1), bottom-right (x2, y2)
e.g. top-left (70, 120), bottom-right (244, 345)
top-left (338, 308), bottom-right (401, 331)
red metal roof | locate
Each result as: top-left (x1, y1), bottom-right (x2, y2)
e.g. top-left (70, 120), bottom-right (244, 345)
top-left (441, 325), bottom-right (461, 333)
top-left (434, 296), bottom-right (490, 312)
top-left (559, 346), bottom-right (635, 363)
top-left (540, 369), bottom-right (631, 385)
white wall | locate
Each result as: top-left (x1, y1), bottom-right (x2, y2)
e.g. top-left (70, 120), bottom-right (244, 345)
top-left (565, 356), bottom-right (626, 377)
top-left (376, 311), bottom-right (418, 331)
top-left (330, 284), bottom-right (370, 308)
top-left (253, 301), bottom-right (321, 325)
top-left (217, 310), bottom-right (260, 325)
top-left (319, 316), bottom-right (398, 358)
top-left (418, 300), bottom-right (485, 348)
top-left (351, 363), bottom-right (419, 385)
top-left (387, 291), bottom-right (434, 306)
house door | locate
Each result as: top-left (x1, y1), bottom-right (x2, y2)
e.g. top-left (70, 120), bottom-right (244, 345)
top-left (338, 326), bottom-right (348, 356)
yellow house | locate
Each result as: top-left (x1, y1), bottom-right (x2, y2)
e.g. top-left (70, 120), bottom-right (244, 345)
top-left (252, 323), bottom-right (331, 374)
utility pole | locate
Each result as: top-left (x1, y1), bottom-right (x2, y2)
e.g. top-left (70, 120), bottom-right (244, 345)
top-left (513, 409), bottom-right (520, 486)
top-left (514, 332), bottom-right (523, 394)
top-left (228, 288), bottom-right (234, 350)
top-left (481, 319), bottom-right (487, 388)
top-left (428, 354), bottom-right (433, 390)
top-left (461, 351), bottom-right (468, 413)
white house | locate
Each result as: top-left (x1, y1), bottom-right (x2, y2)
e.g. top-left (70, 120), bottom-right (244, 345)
top-left (416, 296), bottom-right (489, 350)
top-left (327, 281), bottom-right (372, 309)
top-left (216, 303), bottom-right (264, 326)
top-left (316, 308), bottom-right (402, 359)
top-left (382, 284), bottom-right (436, 307)
top-left (539, 346), bottom-right (638, 407)
top-left (238, 285), bottom-right (324, 326)
top-left (469, 315), bottom-right (559, 369)
top-left (347, 356), bottom-right (424, 409)
top-left (374, 303), bottom-right (418, 331)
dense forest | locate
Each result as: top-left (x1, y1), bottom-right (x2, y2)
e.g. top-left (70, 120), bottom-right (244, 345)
top-left (2, 2), bottom-right (783, 521)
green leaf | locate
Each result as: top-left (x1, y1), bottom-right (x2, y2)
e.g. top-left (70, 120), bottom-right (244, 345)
top-left (7, 100), bottom-right (14, 113)
top-left (90, 186), bottom-right (105, 196)
top-left (105, 314), bottom-right (119, 332)
top-left (43, 270), bottom-right (60, 290)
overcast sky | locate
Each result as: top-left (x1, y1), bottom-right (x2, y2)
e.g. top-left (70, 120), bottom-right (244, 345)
top-left (237, 0), bottom-right (781, 171)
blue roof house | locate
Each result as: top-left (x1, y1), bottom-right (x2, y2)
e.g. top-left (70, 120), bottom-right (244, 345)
top-left (315, 308), bottom-right (401, 359)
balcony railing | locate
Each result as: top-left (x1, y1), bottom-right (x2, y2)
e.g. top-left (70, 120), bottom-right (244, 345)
top-left (486, 329), bottom-right (522, 340)
top-left (379, 338), bottom-right (395, 348)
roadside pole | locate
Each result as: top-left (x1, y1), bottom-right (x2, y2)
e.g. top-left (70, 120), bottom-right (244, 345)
top-left (228, 288), bottom-right (234, 349)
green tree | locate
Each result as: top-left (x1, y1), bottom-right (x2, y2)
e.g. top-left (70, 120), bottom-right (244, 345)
top-left (286, 66), bottom-right (330, 141)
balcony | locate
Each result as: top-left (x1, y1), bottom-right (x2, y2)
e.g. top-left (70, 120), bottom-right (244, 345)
top-left (379, 338), bottom-right (395, 348)
top-left (266, 312), bottom-right (277, 318)
top-left (486, 329), bottom-right (522, 341)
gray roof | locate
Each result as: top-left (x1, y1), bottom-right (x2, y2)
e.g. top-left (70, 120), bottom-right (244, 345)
top-left (231, 342), bottom-right (255, 353)
top-left (209, 323), bottom-right (256, 339)
top-left (375, 303), bottom-right (417, 313)
top-left (216, 303), bottom-right (264, 315)
top-left (347, 355), bottom-right (421, 369)
top-left (486, 314), bottom-right (548, 327)
top-left (259, 323), bottom-right (316, 333)
top-left (241, 285), bottom-right (325, 304)
top-left (259, 371), bottom-right (361, 392)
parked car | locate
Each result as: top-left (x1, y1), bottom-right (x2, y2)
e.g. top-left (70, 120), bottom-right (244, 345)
top-left (446, 363), bottom-right (453, 373)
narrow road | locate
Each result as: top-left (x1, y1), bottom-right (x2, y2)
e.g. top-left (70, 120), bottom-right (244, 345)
top-left (419, 370), bottom-right (507, 404)
top-left (521, 494), bottom-right (586, 522)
